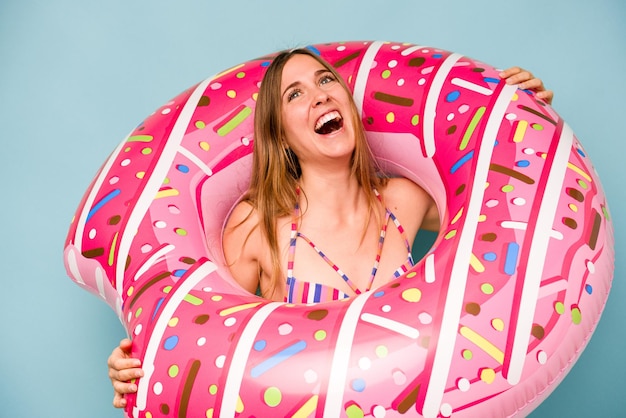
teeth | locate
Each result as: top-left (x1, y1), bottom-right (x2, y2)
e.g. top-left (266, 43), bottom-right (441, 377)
top-left (315, 111), bottom-right (342, 131)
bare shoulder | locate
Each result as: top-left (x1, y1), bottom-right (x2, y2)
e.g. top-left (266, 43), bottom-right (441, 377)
top-left (382, 177), bottom-right (439, 232)
top-left (222, 201), bottom-right (263, 293)
top-left (225, 200), bottom-right (258, 230)
top-left (384, 177), bottom-right (431, 207)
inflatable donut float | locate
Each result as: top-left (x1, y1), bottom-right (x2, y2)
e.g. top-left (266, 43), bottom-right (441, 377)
top-left (64, 41), bottom-right (614, 417)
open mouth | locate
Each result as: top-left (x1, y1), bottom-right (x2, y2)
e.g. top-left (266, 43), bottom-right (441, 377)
top-left (314, 111), bottom-right (344, 135)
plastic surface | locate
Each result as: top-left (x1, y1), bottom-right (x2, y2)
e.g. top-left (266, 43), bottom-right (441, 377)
top-left (64, 41), bottom-right (614, 417)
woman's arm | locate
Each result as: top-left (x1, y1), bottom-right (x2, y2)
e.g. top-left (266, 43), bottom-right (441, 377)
top-left (222, 201), bottom-right (263, 294)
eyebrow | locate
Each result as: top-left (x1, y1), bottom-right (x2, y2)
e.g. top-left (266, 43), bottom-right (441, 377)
top-left (281, 68), bottom-right (332, 100)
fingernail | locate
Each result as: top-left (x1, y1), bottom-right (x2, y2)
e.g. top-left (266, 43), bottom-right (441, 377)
top-left (130, 384), bottom-right (137, 392)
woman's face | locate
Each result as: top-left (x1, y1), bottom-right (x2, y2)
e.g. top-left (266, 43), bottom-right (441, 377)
top-left (279, 54), bottom-right (355, 169)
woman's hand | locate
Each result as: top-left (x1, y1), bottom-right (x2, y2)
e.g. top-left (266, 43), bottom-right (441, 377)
top-left (107, 338), bottom-right (144, 408)
top-left (500, 67), bottom-right (554, 105)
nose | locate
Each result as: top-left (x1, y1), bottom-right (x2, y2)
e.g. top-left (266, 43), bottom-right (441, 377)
top-left (312, 87), bottom-right (329, 107)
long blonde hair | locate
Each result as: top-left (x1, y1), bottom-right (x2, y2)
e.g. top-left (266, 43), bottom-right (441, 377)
top-left (242, 48), bottom-right (387, 297)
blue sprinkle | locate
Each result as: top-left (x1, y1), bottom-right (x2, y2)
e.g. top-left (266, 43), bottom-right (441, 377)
top-left (516, 160), bottom-right (530, 168)
top-left (152, 297), bottom-right (165, 320)
top-left (374, 291), bottom-right (385, 298)
top-left (451, 150), bottom-right (474, 174)
top-left (306, 45), bottom-right (321, 55)
top-left (176, 164), bottom-right (190, 173)
top-left (163, 335), bottom-right (179, 350)
top-left (483, 77), bottom-right (500, 84)
top-left (585, 284), bottom-right (593, 294)
top-left (504, 242), bottom-right (520, 275)
top-left (253, 340), bottom-right (267, 351)
top-left (432, 53), bottom-right (443, 58)
top-left (446, 90), bottom-right (461, 102)
top-left (173, 269), bottom-right (187, 277)
top-left (577, 148), bottom-right (586, 157)
top-left (351, 378), bottom-right (366, 392)
top-left (483, 252), bottom-right (497, 262)
top-left (261, 61), bottom-right (271, 67)
top-left (87, 189), bottom-right (121, 221)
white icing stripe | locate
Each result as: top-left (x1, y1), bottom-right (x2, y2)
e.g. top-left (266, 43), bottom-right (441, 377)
top-left (422, 83), bottom-right (517, 418)
top-left (425, 253), bottom-right (436, 283)
top-left (506, 123), bottom-right (574, 385)
top-left (74, 134), bottom-right (129, 252)
top-left (360, 313), bottom-right (420, 339)
top-left (134, 260), bottom-right (217, 417)
top-left (401, 45), bottom-right (424, 56)
top-left (178, 145), bottom-right (213, 176)
top-left (323, 290), bottom-right (375, 417)
top-left (352, 41), bottom-right (384, 115)
top-left (133, 244), bottom-right (175, 282)
top-left (66, 247), bottom-right (85, 285)
top-left (116, 76), bottom-right (214, 294)
top-left (501, 220), bottom-right (564, 240)
top-left (451, 77), bottom-right (494, 96)
top-left (219, 301), bottom-right (283, 416)
top-left (423, 53), bottom-right (462, 157)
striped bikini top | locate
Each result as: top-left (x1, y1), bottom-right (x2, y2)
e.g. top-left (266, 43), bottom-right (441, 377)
top-left (285, 188), bottom-right (414, 304)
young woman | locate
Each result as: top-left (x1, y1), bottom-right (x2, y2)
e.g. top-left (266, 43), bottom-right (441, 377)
top-left (107, 49), bottom-right (553, 408)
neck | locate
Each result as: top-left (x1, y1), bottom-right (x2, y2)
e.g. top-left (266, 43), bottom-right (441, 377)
top-left (297, 168), bottom-right (364, 220)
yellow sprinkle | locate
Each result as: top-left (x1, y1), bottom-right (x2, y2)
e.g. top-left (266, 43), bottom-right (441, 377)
top-left (219, 302), bottom-right (263, 316)
top-left (136, 171), bottom-right (145, 179)
top-left (459, 326), bottom-right (504, 364)
top-left (451, 207), bottom-right (464, 225)
top-left (206, 409), bottom-right (213, 418)
top-left (469, 253), bottom-right (485, 273)
top-left (291, 395), bottom-right (319, 418)
top-left (478, 214), bottom-right (487, 222)
top-left (491, 318), bottom-right (505, 331)
top-left (540, 153), bottom-right (592, 182)
top-left (236, 395), bottom-right (244, 413)
top-left (155, 188), bottom-right (179, 199)
top-left (200, 141), bottom-right (210, 151)
top-left (402, 288), bottom-right (422, 302)
top-left (127, 286), bottom-right (134, 297)
top-left (568, 203), bottom-right (578, 212)
top-left (108, 232), bottom-right (118, 266)
top-left (168, 317), bottom-right (179, 327)
top-left (211, 295), bottom-right (223, 302)
top-left (513, 120), bottom-right (528, 143)
top-left (480, 367), bottom-right (496, 384)
top-left (511, 93), bottom-right (519, 101)
top-left (386, 112), bottom-right (395, 123)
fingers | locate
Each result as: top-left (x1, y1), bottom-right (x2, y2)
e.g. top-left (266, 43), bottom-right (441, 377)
top-left (108, 339), bottom-right (144, 408)
top-left (499, 66), bottom-right (553, 105)
top-left (113, 391), bottom-right (127, 408)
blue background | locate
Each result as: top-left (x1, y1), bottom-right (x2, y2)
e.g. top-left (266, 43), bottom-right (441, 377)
top-left (1, 1), bottom-right (624, 417)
